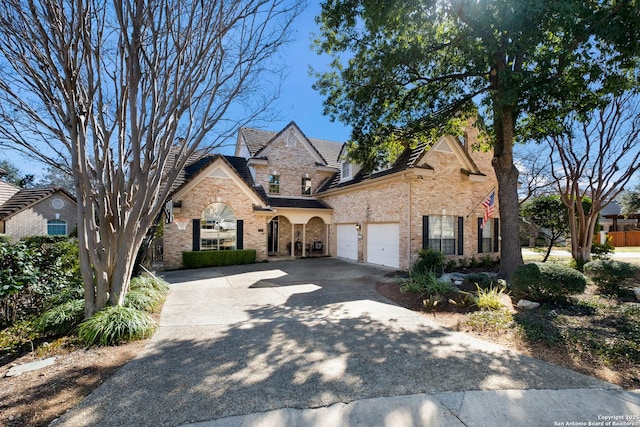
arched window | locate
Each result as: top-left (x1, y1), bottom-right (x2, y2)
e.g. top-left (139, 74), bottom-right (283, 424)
top-left (48, 219), bottom-right (67, 235)
top-left (201, 202), bottom-right (236, 250)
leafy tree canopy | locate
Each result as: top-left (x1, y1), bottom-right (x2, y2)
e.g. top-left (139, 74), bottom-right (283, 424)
top-left (0, 159), bottom-right (34, 188)
top-left (313, 0), bottom-right (639, 278)
top-left (314, 0), bottom-right (639, 162)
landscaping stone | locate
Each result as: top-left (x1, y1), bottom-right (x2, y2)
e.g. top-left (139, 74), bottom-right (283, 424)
top-left (5, 357), bottom-right (56, 377)
top-left (517, 299), bottom-right (540, 310)
top-left (634, 287), bottom-right (640, 301)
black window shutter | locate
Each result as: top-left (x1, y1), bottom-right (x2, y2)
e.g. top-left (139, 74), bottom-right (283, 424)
top-left (477, 218), bottom-right (483, 253)
top-left (236, 220), bottom-right (244, 249)
top-left (493, 218), bottom-right (500, 253)
top-left (457, 217), bottom-right (464, 255)
top-left (422, 216), bottom-right (429, 250)
top-left (192, 219), bottom-right (201, 251)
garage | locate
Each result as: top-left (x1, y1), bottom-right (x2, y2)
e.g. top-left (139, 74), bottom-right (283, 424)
top-left (336, 224), bottom-right (358, 261)
top-left (366, 223), bottom-right (400, 268)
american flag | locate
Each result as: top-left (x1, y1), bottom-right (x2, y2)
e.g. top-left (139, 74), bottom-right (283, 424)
top-left (481, 190), bottom-right (495, 229)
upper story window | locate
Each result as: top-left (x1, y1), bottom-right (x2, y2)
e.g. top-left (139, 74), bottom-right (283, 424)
top-left (341, 162), bottom-right (352, 181)
top-left (268, 173), bottom-right (280, 194)
top-left (301, 176), bottom-right (311, 196)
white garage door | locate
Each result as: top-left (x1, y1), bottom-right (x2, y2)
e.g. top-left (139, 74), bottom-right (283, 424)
top-left (367, 223), bottom-right (400, 268)
top-left (336, 224), bottom-right (358, 261)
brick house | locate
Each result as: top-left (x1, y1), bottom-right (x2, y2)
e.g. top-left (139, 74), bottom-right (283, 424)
top-left (163, 121), bottom-right (499, 270)
top-left (0, 177), bottom-right (77, 240)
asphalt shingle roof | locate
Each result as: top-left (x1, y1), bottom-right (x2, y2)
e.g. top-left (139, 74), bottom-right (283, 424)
top-left (0, 187), bottom-right (74, 220)
top-left (239, 123), bottom-right (343, 169)
top-left (317, 142), bottom-right (432, 193)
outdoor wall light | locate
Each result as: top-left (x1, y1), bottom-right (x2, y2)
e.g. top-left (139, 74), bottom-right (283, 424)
top-left (356, 223), bottom-right (361, 231)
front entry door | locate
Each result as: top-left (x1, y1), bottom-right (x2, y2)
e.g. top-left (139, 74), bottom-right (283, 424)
top-left (268, 217), bottom-right (279, 255)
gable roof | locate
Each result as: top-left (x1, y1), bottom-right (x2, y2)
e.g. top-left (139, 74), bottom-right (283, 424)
top-left (170, 154), bottom-right (269, 206)
top-left (0, 187), bottom-right (75, 220)
top-left (238, 122), bottom-right (343, 169)
top-left (316, 135), bottom-right (484, 193)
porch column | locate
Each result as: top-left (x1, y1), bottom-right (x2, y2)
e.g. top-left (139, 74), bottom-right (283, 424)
top-left (290, 225), bottom-right (295, 256)
top-left (325, 224), bottom-right (329, 255)
top-left (302, 224), bottom-right (307, 256)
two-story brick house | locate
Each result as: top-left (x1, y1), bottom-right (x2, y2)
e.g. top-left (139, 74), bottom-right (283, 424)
top-left (162, 121), bottom-right (499, 270)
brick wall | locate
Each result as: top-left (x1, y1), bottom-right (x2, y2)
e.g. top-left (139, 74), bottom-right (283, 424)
top-left (320, 134), bottom-right (499, 270)
top-left (5, 193), bottom-right (77, 240)
top-left (253, 136), bottom-right (334, 198)
top-left (163, 176), bottom-right (269, 268)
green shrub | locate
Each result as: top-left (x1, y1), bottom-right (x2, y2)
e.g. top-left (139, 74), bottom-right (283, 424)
top-left (583, 260), bottom-right (640, 296)
top-left (475, 284), bottom-right (508, 311)
top-left (510, 263), bottom-right (587, 302)
top-left (465, 273), bottom-right (494, 289)
top-left (0, 238), bottom-right (81, 325)
top-left (591, 237), bottom-right (614, 260)
top-left (400, 269), bottom-right (455, 300)
top-left (77, 306), bottom-right (157, 346)
top-left (0, 319), bottom-right (40, 355)
top-left (445, 259), bottom-right (457, 272)
top-left (412, 249), bottom-right (445, 276)
top-left (35, 299), bottom-right (84, 335)
top-left (182, 249), bottom-right (256, 269)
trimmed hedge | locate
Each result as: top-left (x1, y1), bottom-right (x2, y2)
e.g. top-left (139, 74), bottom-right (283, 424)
top-left (182, 249), bottom-right (256, 269)
top-left (584, 260), bottom-right (640, 296)
top-left (510, 263), bottom-right (587, 302)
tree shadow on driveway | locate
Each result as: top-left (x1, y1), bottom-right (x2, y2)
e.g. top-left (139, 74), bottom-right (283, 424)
top-left (56, 259), bottom-right (614, 427)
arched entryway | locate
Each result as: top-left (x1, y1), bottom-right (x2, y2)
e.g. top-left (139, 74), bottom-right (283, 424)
top-left (267, 213), bottom-right (330, 257)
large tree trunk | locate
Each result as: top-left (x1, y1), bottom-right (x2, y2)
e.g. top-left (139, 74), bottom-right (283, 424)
top-left (493, 105), bottom-right (524, 279)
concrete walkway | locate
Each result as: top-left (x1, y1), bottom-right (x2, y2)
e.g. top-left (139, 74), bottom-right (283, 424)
top-left (54, 258), bottom-right (640, 427)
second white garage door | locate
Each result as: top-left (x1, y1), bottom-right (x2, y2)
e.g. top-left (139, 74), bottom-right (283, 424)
top-left (367, 223), bottom-right (400, 268)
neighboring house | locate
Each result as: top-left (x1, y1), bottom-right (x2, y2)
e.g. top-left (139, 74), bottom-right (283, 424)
top-left (600, 200), bottom-right (639, 232)
top-left (163, 121), bottom-right (499, 270)
top-left (0, 180), bottom-right (77, 240)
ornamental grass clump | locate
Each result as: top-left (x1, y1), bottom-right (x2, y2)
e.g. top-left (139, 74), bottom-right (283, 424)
top-left (77, 306), bottom-right (157, 346)
top-left (35, 299), bottom-right (84, 336)
top-left (474, 284), bottom-right (508, 311)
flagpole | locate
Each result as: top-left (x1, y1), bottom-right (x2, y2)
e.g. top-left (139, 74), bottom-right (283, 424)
top-left (466, 187), bottom-right (496, 218)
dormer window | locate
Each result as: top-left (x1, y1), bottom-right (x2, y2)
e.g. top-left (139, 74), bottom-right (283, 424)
top-left (301, 176), bottom-right (311, 196)
top-left (341, 162), bottom-right (352, 181)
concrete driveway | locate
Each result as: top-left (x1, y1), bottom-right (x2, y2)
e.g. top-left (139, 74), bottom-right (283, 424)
top-left (54, 258), bottom-right (638, 427)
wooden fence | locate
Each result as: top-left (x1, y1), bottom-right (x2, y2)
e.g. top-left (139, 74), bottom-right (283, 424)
top-left (606, 231), bottom-right (640, 247)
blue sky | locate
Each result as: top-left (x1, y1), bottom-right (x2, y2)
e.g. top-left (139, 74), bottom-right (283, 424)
top-left (1, 1), bottom-right (351, 178)
top-left (247, 1), bottom-right (352, 143)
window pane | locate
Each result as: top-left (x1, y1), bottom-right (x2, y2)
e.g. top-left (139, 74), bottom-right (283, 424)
top-left (428, 216), bottom-right (442, 239)
top-left (442, 238), bottom-right (455, 255)
top-left (47, 219), bottom-right (66, 235)
top-left (201, 202), bottom-right (236, 250)
top-left (301, 177), bottom-right (311, 195)
top-left (269, 174), bottom-right (280, 194)
top-left (442, 216), bottom-right (455, 238)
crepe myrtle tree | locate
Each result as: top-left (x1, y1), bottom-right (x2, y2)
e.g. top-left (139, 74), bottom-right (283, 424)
top-left (313, 0), bottom-right (640, 278)
top-left (0, 0), bottom-right (303, 317)
top-left (546, 93), bottom-right (640, 267)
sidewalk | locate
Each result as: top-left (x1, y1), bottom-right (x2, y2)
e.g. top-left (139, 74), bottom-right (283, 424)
top-left (188, 389), bottom-right (640, 427)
